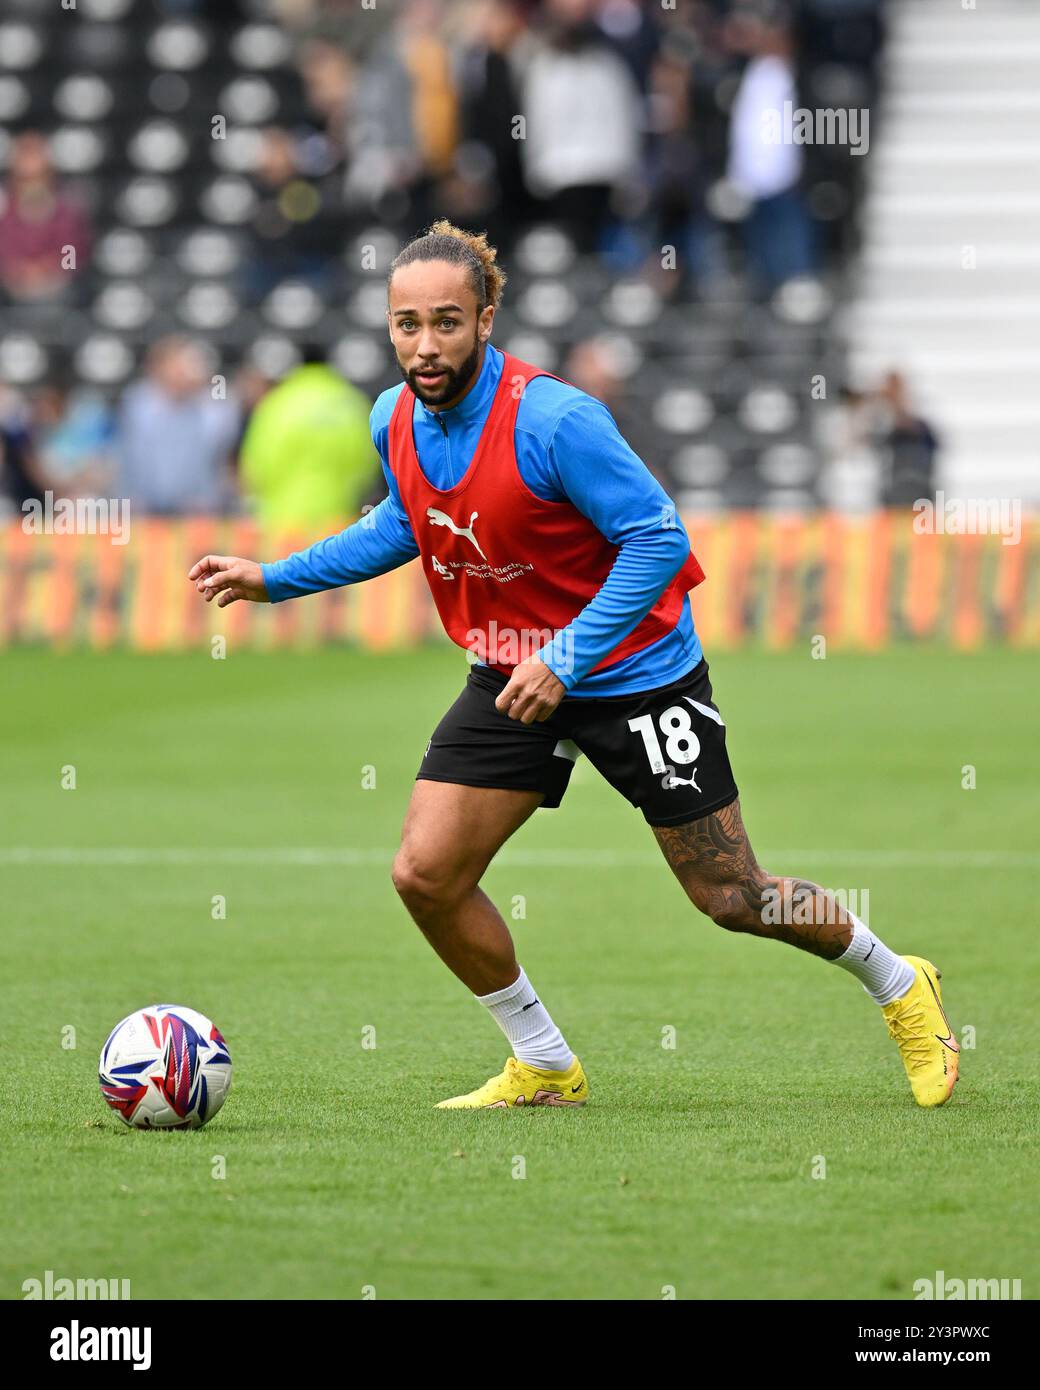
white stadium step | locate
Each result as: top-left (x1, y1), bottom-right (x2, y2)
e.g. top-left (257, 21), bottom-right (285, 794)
top-left (844, 0), bottom-right (1040, 498)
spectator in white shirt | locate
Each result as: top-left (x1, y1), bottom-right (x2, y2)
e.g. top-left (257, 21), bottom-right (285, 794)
top-left (726, 9), bottom-right (818, 291)
top-left (521, 0), bottom-right (643, 252)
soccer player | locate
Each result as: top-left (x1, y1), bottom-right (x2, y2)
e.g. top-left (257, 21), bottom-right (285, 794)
top-left (189, 221), bottom-right (958, 1110)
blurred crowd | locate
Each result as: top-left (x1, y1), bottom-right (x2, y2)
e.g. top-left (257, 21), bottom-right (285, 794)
top-left (0, 336), bottom-right (382, 525)
top-left (0, 329), bottom-right (935, 522)
top-left (1, 0), bottom-right (884, 306)
top-left (0, 0), bottom-right (909, 522)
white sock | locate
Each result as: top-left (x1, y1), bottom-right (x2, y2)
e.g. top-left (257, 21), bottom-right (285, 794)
top-left (476, 967), bottom-right (574, 1071)
top-left (835, 914), bottom-right (916, 1005)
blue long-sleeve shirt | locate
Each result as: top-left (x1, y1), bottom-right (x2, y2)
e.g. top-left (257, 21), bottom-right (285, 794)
top-left (262, 343), bottom-right (703, 696)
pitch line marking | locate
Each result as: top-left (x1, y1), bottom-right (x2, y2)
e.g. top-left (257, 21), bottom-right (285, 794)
top-left (1, 848), bottom-right (1038, 869)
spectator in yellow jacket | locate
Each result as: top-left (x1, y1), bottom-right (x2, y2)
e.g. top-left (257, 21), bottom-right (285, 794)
top-left (239, 355), bottom-right (379, 531)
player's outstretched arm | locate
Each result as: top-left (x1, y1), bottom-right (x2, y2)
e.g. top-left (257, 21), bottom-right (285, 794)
top-left (187, 498), bottom-right (420, 609)
top-left (188, 555), bottom-right (270, 608)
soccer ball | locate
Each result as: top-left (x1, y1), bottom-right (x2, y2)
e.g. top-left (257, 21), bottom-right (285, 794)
top-left (98, 1004), bottom-right (232, 1129)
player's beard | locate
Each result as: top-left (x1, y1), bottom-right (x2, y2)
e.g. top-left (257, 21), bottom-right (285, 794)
top-left (401, 331), bottom-right (482, 407)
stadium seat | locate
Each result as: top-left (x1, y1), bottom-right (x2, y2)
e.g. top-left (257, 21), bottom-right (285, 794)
top-left (117, 175), bottom-right (180, 226)
top-left (262, 280), bottom-right (324, 330)
top-left (331, 334), bottom-right (387, 385)
top-left (49, 126), bottom-right (107, 174)
top-left (652, 387), bottom-right (715, 436)
top-left (146, 22), bottom-right (210, 72)
top-left (94, 228), bottom-right (156, 278)
top-left (209, 127), bottom-right (264, 174)
top-left (175, 228), bottom-right (243, 278)
top-left (0, 20), bottom-right (44, 70)
top-left (197, 176), bottom-right (257, 225)
top-left (501, 333), bottom-right (558, 372)
top-left (757, 443), bottom-right (818, 488)
top-left (230, 24), bottom-right (294, 72)
top-left (92, 282), bottom-right (155, 332)
top-left (513, 226), bottom-right (578, 277)
top-left (74, 333), bottom-right (136, 385)
top-left (0, 333), bottom-right (48, 385)
top-left (351, 282), bottom-right (393, 331)
top-left (671, 442), bottom-right (731, 489)
top-left (217, 76), bottom-right (280, 124)
top-left (0, 76), bottom-right (31, 123)
top-left (178, 282), bottom-right (240, 331)
top-left (515, 280), bottom-right (580, 330)
top-left (53, 74), bottom-right (114, 121)
top-left (601, 280), bottom-right (664, 329)
top-left (738, 385), bottom-right (800, 435)
top-left (126, 120), bottom-right (191, 174)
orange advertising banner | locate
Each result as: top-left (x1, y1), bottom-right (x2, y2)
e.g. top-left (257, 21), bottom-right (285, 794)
top-left (2, 511), bottom-right (1037, 651)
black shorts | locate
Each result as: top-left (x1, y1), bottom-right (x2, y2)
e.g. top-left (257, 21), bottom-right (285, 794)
top-left (417, 658), bottom-right (739, 827)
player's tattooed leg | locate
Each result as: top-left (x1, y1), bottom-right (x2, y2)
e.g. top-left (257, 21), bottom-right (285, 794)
top-left (653, 798), bottom-right (853, 959)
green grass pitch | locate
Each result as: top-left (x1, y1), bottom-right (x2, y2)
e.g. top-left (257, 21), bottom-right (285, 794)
top-left (2, 642), bottom-right (1037, 1300)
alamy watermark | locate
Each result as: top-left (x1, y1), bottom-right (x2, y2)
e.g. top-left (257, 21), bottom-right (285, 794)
top-left (913, 1270), bottom-right (1021, 1301)
top-left (23, 1269), bottom-right (131, 1300)
top-left (465, 621), bottom-right (575, 675)
top-left (49, 1321), bottom-right (151, 1370)
top-left (762, 101), bottom-right (869, 155)
top-left (22, 492), bottom-right (131, 545)
top-left (912, 492), bottom-right (1021, 546)
top-left (761, 883), bottom-right (869, 927)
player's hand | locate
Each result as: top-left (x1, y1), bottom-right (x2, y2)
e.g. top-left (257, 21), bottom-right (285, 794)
top-left (495, 656), bottom-right (566, 725)
top-left (188, 555), bottom-right (269, 608)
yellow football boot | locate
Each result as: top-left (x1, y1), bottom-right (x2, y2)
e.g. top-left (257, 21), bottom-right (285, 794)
top-left (435, 1055), bottom-right (589, 1109)
top-left (882, 956), bottom-right (959, 1107)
